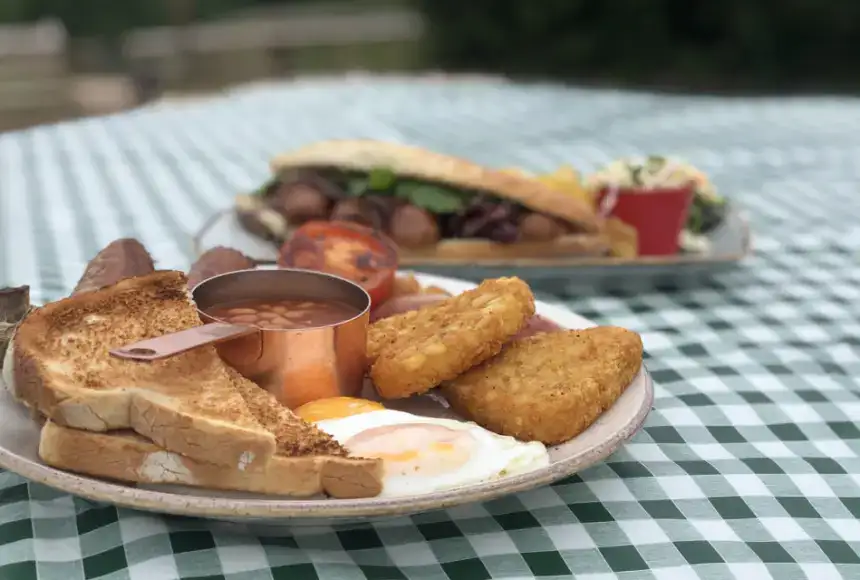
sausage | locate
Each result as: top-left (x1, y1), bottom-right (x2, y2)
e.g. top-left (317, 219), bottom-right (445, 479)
top-left (517, 213), bottom-right (569, 242)
top-left (73, 238), bottom-right (155, 295)
top-left (273, 183), bottom-right (331, 224)
top-left (0, 285), bottom-right (30, 367)
top-left (391, 275), bottom-right (452, 299)
top-left (187, 246), bottom-right (256, 289)
top-left (330, 198), bottom-right (385, 230)
top-left (391, 274), bottom-right (423, 297)
top-left (388, 205), bottom-right (440, 248)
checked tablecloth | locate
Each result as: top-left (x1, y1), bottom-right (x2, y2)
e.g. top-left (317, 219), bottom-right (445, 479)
top-left (0, 76), bottom-right (859, 580)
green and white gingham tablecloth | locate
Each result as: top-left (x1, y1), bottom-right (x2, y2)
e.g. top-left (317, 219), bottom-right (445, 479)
top-left (0, 76), bottom-right (858, 580)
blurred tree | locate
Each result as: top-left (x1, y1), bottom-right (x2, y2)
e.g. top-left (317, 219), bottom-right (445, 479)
top-left (45, 0), bottom-right (164, 37)
top-left (417, 0), bottom-right (860, 91)
top-left (0, 0), bottom-right (30, 22)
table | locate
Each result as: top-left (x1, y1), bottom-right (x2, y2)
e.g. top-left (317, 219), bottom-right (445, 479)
top-left (0, 76), bottom-right (858, 580)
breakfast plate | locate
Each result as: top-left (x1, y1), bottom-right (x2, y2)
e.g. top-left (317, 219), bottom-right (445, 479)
top-left (193, 205), bottom-right (750, 285)
top-left (0, 273), bottom-right (653, 525)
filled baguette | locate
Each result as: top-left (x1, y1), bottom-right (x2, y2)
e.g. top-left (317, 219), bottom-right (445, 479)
top-left (235, 140), bottom-right (610, 260)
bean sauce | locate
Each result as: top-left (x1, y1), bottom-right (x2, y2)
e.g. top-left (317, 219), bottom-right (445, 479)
top-left (204, 298), bottom-right (360, 330)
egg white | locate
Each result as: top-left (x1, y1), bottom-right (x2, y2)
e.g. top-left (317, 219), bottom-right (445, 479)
top-left (314, 409), bottom-right (549, 497)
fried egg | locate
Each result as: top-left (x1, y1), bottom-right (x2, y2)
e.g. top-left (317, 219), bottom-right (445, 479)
top-left (293, 396), bottom-right (386, 423)
top-left (295, 397), bottom-right (550, 497)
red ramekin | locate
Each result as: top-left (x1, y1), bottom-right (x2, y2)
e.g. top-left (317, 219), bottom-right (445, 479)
top-left (596, 182), bottom-right (695, 256)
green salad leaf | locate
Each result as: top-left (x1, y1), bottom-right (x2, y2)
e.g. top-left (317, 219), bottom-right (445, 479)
top-left (251, 178), bottom-right (277, 197)
top-left (346, 167), bottom-right (396, 197)
top-left (687, 196), bottom-right (728, 234)
top-left (367, 167), bottom-right (397, 191)
top-left (347, 178), bottom-right (368, 196)
top-left (645, 155), bottom-right (667, 172)
top-left (630, 166), bottom-right (644, 186)
top-left (687, 204), bottom-right (703, 233)
top-left (339, 168), bottom-right (470, 214)
top-left (396, 182), bottom-right (467, 213)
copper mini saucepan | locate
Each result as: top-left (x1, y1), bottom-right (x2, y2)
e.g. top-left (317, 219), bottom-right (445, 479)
top-left (110, 268), bottom-right (371, 409)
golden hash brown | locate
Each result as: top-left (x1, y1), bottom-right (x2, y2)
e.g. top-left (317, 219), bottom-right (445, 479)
top-left (367, 277), bottom-right (535, 399)
top-left (440, 327), bottom-right (643, 445)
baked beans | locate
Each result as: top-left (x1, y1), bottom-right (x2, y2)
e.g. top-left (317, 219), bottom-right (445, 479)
top-left (204, 298), bottom-right (360, 330)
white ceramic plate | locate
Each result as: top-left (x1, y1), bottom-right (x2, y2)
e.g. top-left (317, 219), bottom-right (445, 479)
top-left (0, 273), bottom-right (653, 525)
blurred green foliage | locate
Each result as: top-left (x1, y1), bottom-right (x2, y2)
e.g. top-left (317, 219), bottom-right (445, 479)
top-left (417, 0), bottom-right (860, 90)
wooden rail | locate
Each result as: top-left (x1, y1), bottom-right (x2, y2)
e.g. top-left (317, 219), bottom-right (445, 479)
top-left (0, 20), bottom-right (77, 132)
top-left (122, 7), bottom-right (424, 58)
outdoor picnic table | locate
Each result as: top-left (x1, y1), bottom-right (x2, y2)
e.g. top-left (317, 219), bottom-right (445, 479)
top-left (0, 75), bottom-right (857, 580)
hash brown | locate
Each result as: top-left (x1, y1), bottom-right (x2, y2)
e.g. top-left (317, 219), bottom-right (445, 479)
top-left (440, 327), bottom-right (643, 445)
top-left (368, 277), bottom-right (535, 399)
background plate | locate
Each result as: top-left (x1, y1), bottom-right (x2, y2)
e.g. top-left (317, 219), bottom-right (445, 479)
top-left (0, 273), bottom-right (653, 526)
top-left (193, 206), bottom-right (750, 287)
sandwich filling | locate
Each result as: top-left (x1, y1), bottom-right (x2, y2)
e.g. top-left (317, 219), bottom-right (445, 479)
top-left (241, 167), bottom-right (590, 249)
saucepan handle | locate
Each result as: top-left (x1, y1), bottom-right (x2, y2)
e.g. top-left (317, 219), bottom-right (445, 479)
top-left (109, 322), bottom-right (258, 361)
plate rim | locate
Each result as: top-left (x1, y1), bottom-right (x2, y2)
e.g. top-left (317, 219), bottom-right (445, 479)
top-left (192, 205), bottom-right (751, 268)
top-left (0, 273), bottom-right (654, 521)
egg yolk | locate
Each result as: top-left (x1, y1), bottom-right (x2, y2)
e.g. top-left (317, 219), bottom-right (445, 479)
top-left (293, 397), bottom-right (385, 422)
top-left (344, 424), bottom-right (476, 477)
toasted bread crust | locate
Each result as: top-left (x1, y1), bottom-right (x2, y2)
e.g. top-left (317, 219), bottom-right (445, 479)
top-left (269, 140), bottom-right (601, 233)
top-left (12, 271), bottom-right (277, 470)
top-left (39, 421), bottom-right (382, 498)
top-left (228, 368), bottom-right (347, 457)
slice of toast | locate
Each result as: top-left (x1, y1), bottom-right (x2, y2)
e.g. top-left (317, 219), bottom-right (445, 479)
top-left (11, 270), bottom-right (278, 470)
top-left (36, 366), bottom-right (383, 498)
top-left (39, 421), bottom-right (382, 498)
